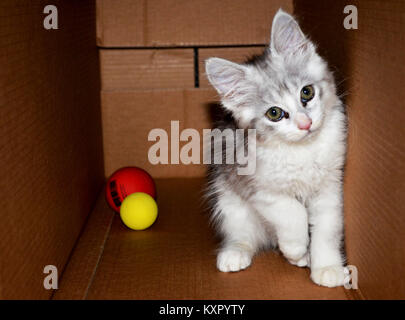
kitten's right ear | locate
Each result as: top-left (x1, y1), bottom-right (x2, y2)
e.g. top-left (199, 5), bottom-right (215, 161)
top-left (205, 58), bottom-right (249, 97)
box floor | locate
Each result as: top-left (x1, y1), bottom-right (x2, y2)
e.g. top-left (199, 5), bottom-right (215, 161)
top-left (54, 178), bottom-right (352, 299)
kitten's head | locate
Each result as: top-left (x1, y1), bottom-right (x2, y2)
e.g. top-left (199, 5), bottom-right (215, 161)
top-left (205, 9), bottom-right (339, 143)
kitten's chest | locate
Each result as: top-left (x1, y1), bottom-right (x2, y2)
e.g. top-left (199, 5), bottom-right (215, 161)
top-left (255, 144), bottom-right (328, 198)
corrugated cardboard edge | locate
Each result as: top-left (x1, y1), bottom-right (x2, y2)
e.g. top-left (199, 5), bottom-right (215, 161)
top-left (96, 0), bottom-right (104, 46)
top-left (53, 190), bottom-right (114, 300)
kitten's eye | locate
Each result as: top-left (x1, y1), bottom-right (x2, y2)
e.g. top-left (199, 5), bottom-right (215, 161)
top-left (301, 85), bottom-right (315, 103)
top-left (265, 107), bottom-right (287, 122)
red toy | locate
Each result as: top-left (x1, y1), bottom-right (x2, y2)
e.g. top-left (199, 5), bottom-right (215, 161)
top-left (105, 167), bottom-right (156, 213)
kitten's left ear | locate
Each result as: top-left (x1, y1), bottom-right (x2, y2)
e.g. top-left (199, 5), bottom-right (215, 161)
top-left (270, 9), bottom-right (314, 55)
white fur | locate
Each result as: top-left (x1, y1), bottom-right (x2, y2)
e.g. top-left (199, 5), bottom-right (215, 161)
top-left (206, 9), bottom-right (347, 288)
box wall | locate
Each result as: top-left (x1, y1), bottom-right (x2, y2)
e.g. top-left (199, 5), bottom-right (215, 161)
top-left (100, 49), bottom-right (195, 90)
top-left (97, 0), bottom-right (293, 47)
top-left (294, 0), bottom-right (405, 299)
top-left (0, 0), bottom-right (104, 298)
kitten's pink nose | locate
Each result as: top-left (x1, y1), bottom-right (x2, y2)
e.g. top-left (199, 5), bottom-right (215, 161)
top-left (296, 113), bottom-right (312, 130)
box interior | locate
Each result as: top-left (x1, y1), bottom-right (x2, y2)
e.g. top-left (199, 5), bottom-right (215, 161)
top-left (1, 0), bottom-right (404, 299)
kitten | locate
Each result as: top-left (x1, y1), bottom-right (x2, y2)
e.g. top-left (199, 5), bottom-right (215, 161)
top-left (205, 9), bottom-right (347, 287)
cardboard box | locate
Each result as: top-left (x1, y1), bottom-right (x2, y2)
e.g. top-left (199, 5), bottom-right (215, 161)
top-left (0, 0), bottom-right (104, 299)
top-left (97, 0), bottom-right (293, 47)
top-left (100, 49), bottom-right (195, 90)
top-left (1, 0), bottom-right (405, 300)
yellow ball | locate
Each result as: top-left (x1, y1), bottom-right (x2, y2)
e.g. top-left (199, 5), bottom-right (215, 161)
top-left (120, 192), bottom-right (158, 230)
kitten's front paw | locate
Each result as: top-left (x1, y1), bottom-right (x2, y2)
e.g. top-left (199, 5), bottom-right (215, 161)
top-left (311, 265), bottom-right (346, 287)
top-left (279, 242), bottom-right (308, 262)
top-left (217, 248), bottom-right (252, 272)
top-left (288, 252), bottom-right (309, 268)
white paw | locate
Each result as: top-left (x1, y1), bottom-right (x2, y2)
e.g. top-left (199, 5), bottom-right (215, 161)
top-left (288, 252), bottom-right (310, 267)
top-left (279, 242), bottom-right (308, 262)
top-left (217, 248), bottom-right (252, 272)
top-left (311, 265), bottom-right (346, 287)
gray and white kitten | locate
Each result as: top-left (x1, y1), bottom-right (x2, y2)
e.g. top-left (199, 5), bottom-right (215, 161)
top-left (205, 9), bottom-right (347, 287)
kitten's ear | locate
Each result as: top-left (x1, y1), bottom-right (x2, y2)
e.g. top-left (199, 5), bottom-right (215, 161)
top-left (205, 58), bottom-right (249, 97)
top-left (270, 9), bottom-right (313, 55)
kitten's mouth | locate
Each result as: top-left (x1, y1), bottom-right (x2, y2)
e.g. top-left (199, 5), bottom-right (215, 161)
top-left (295, 127), bottom-right (319, 141)
top-left (306, 127), bottom-right (320, 138)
